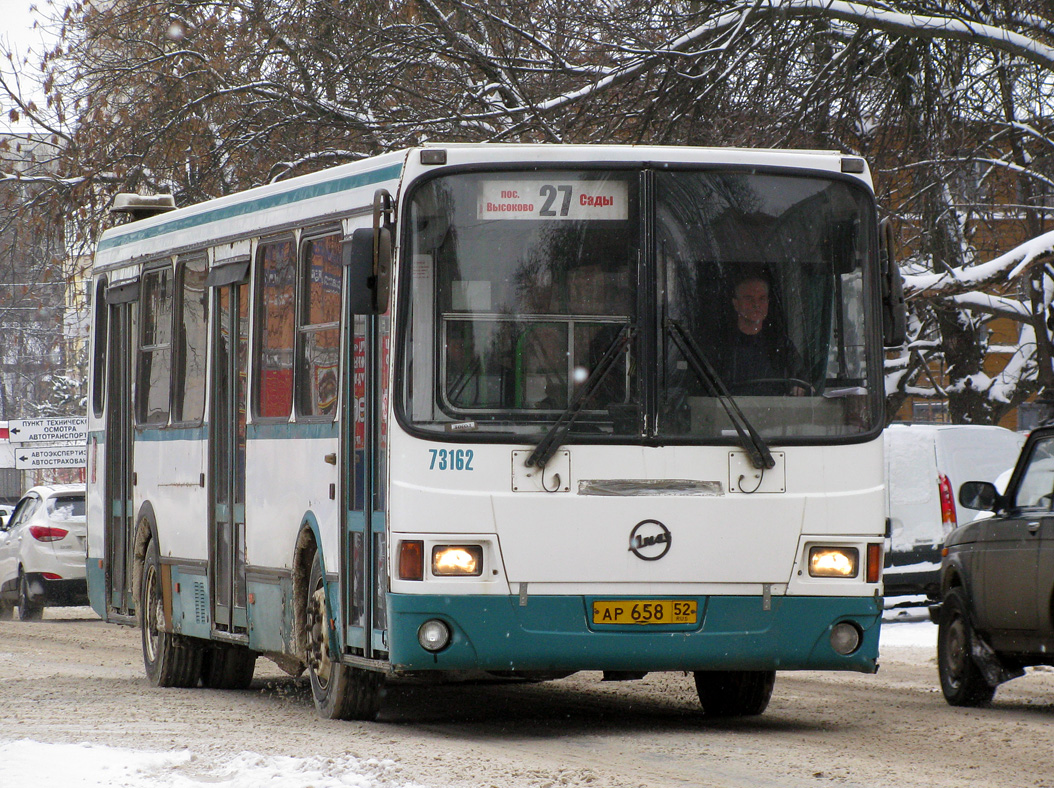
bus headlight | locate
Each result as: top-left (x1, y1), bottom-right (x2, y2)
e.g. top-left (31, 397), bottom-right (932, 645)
top-left (418, 619), bottom-right (451, 652)
top-left (809, 547), bottom-right (859, 578)
top-left (432, 545), bottom-right (483, 576)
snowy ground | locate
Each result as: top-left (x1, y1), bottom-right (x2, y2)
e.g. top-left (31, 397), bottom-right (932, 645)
top-left (0, 606), bottom-right (940, 788)
top-left (880, 604), bottom-right (938, 648)
top-left (0, 741), bottom-right (428, 788)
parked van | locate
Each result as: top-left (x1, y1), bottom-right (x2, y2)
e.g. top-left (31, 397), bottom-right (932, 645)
top-left (883, 423), bottom-right (1025, 601)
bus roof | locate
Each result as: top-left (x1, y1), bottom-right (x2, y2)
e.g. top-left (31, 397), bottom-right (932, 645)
top-left (92, 144), bottom-right (871, 272)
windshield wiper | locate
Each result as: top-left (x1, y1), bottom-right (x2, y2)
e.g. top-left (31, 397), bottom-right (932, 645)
top-left (524, 323), bottom-right (636, 471)
top-left (665, 319), bottom-right (774, 471)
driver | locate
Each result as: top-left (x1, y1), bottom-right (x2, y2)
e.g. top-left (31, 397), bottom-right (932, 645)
top-left (717, 272), bottom-right (804, 396)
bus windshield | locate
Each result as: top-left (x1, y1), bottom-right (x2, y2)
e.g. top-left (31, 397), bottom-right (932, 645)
top-left (400, 167), bottom-right (880, 443)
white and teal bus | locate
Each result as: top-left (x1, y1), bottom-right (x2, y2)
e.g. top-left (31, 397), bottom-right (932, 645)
top-left (86, 145), bottom-right (904, 720)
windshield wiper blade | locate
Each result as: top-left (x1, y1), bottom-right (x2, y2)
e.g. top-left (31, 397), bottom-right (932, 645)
top-left (524, 323), bottom-right (636, 471)
top-left (665, 319), bottom-right (774, 471)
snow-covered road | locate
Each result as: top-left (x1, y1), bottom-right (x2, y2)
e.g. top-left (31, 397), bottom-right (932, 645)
top-left (4, 608), bottom-right (1051, 788)
top-left (0, 740), bottom-right (425, 788)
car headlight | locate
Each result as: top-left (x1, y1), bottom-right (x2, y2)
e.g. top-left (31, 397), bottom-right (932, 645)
top-left (808, 546), bottom-right (859, 578)
top-left (431, 545), bottom-right (483, 576)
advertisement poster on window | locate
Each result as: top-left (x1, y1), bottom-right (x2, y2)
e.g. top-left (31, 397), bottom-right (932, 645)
top-left (353, 333), bottom-right (390, 451)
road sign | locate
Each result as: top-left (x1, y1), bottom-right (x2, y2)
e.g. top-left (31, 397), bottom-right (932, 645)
top-left (8, 417), bottom-right (88, 444)
top-left (14, 444), bottom-right (88, 470)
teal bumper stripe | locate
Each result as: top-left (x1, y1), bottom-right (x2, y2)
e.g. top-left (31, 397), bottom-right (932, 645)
top-left (388, 593), bottom-right (881, 674)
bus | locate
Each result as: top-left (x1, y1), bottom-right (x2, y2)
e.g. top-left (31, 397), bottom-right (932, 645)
top-left (86, 144), bottom-right (905, 720)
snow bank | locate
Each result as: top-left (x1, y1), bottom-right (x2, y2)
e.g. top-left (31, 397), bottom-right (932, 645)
top-left (0, 740), bottom-right (428, 788)
top-left (880, 615), bottom-right (938, 649)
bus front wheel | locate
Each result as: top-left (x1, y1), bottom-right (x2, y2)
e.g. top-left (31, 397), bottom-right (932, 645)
top-left (305, 550), bottom-right (382, 720)
top-left (141, 539), bottom-right (202, 688)
top-left (693, 670), bottom-right (775, 717)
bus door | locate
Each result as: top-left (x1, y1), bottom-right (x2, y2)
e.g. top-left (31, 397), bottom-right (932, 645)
top-left (208, 268), bottom-right (250, 635)
top-left (341, 313), bottom-right (388, 659)
top-left (103, 281), bottom-right (138, 617)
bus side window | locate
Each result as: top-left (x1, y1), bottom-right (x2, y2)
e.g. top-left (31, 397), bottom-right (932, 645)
top-left (172, 256), bottom-right (208, 424)
top-left (255, 238), bottom-right (296, 420)
top-left (137, 265), bottom-right (173, 427)
top-left (297, 233), bottom-right (343, 418)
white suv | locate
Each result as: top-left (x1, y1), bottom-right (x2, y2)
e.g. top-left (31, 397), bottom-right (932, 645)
top-left (0, 484), bottom-right (87, 620)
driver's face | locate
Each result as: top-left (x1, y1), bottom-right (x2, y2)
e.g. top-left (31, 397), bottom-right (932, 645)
top-left (733, 278), bottom-right (769, 332)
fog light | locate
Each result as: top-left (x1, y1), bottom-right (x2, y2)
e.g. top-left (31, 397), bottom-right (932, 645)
top-left (830, 621), bottom-right (862, 655)
top-left (432, 545), bottom-right (483, 576)
top-left (809, 546), bottom-right (859, 578)
top-left (418, 619), bottom-right (451, 652)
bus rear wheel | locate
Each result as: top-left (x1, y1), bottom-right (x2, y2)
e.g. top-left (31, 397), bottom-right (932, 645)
top-left (305, 550), bottom-right (382, 720)
top-left (201, 643), bottom-right (257, 690)
top-left (694, 670), bottom-right (775, 717)
top-left (141, 539), bottom-right (202, 688)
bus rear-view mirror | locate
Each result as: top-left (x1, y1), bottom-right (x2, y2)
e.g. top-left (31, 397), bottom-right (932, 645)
top-left (879, 219), bottom-right (906, 347)
top-left (343, 226), bottom-right (392, 314)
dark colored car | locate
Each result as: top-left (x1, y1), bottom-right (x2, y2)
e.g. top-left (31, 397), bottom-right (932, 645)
top-left (937, 426), bottom-right (1054, 706)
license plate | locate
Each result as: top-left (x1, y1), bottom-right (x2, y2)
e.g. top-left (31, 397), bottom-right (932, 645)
top-left (592, 599), bottom-right (698, 625)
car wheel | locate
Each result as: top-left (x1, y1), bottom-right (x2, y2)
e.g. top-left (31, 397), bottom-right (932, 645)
top-left (937, 587), bottom-right (996, 707)
top-left (0, 597), bottom-right (13, 620)
top-left (305, 548), bottom-right (382, 720)
top-left (141, 538), bottom-right (202, 687)
top-left (694, 670), bottom-right (776, 717)
top-left (17, 571), bottom-right (43, 621)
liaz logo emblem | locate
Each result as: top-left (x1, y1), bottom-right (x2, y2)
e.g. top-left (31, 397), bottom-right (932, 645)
top-left (628, 519), bottom-right (672, 561)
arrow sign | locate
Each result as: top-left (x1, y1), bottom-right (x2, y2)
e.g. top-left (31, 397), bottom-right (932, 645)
top-left (8, 417), bottom-right (88, 444)
top-left (15, 444), bottom-right (88, 470)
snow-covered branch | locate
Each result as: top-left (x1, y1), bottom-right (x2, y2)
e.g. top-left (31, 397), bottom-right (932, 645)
top-left (904, 230), bottom-right (1054, 297)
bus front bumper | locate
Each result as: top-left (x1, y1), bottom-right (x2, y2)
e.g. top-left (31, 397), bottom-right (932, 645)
top-left (387, 593), bottom-right (881, 674)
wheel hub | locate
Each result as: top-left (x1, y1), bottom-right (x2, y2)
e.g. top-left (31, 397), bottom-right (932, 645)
top-left (944, 617), bottom-right (968, 688)
top-left (144, 566), bottom-right (161, 663)
top-left (307, 587), bottom-right (332, 684)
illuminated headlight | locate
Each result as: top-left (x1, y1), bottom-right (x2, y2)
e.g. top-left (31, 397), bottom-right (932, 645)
top-left (418, 619), bottom-right (451, 652)
top-left (808, 547), bottom-right (859, 578)
top-left (431, 545), bottom-right (483, 576)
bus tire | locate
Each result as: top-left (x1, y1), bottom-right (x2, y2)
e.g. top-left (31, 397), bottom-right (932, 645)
top-left (305, 550), bottom-right (382, 720)
top-left (937, 587), bottom-right (995, 707)
top-left (141, 539), bottom-right (202, 688)
top-left (202, 643), bottom-right (257, 690)
top-left (693, 670), bottom-right (775, 717)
